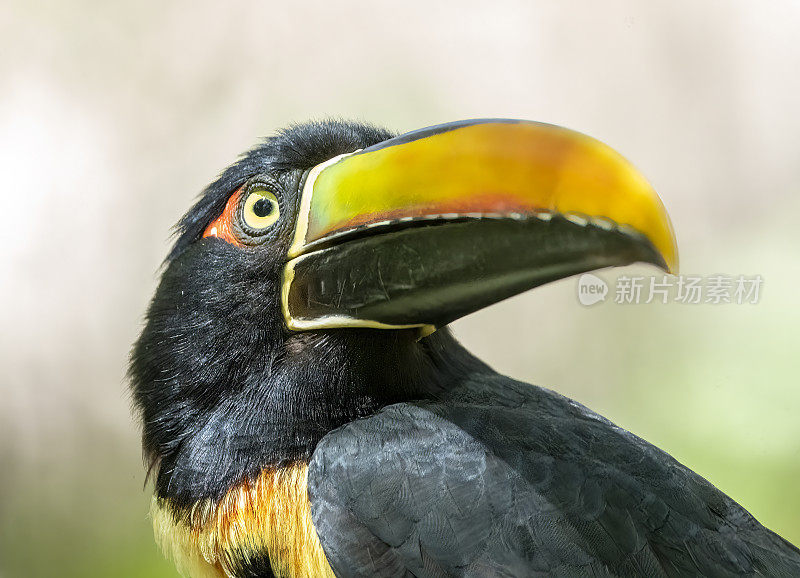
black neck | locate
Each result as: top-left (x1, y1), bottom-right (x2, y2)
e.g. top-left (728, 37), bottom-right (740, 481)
top-left (135, 326), bottom-right (486, 508)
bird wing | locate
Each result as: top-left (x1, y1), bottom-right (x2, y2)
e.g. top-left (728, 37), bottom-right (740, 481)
top-left (308, 374), bottom-right (800, 577)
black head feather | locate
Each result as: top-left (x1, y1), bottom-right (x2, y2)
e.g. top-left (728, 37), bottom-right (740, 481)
top-left (130, 120), bottom-right (486, 507)
top-left (167, 119), bottom-right (394, 262)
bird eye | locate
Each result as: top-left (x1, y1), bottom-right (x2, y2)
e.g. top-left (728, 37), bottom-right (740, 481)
top-left (240, 188), bottom-right (280, 234)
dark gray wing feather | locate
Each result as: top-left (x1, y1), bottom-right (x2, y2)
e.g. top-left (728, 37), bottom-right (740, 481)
top-left (308, 374), bottom-right (800, 577)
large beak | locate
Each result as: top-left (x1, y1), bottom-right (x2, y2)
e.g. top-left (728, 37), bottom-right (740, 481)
top-left (282, 119), bottom-right (677, 331)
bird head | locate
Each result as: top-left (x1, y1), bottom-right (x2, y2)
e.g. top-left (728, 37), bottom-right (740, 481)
top-left (130, 119), bottom-right (677, 506)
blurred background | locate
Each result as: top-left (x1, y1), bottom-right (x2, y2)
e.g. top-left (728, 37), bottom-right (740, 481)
top-left (1, 0), bottom-right (798, 576)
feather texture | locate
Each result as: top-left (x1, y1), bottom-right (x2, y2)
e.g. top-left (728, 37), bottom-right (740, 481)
top-left (309, 374), bottom-right (800, 577)
top-left (153, 462), bottom-right (334, 578)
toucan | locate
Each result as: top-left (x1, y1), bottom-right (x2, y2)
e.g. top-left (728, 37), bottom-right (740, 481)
top-left (130, 119), bottom-right (800, 577)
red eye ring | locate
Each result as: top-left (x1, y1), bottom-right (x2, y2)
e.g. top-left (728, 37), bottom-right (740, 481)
top-left (203, 187), bottom-right (245, 247)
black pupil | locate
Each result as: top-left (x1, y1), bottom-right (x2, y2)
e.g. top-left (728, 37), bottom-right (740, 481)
top-left (252, 196), bottom-right (274, 218)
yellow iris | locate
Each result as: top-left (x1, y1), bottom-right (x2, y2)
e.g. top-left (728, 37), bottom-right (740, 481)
top-left (242, 189), bottom-right (280, 231)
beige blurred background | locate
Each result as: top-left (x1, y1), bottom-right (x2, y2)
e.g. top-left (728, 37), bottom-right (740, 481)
top-left (1, 1), bottom-right (799, 576)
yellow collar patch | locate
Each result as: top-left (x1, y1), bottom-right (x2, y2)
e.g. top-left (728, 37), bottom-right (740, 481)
top-left (151, 462), bottom-right (335, 578)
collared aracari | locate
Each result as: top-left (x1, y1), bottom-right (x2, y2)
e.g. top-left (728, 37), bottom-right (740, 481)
top-left (130, 119), bottom-right (800, 577)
